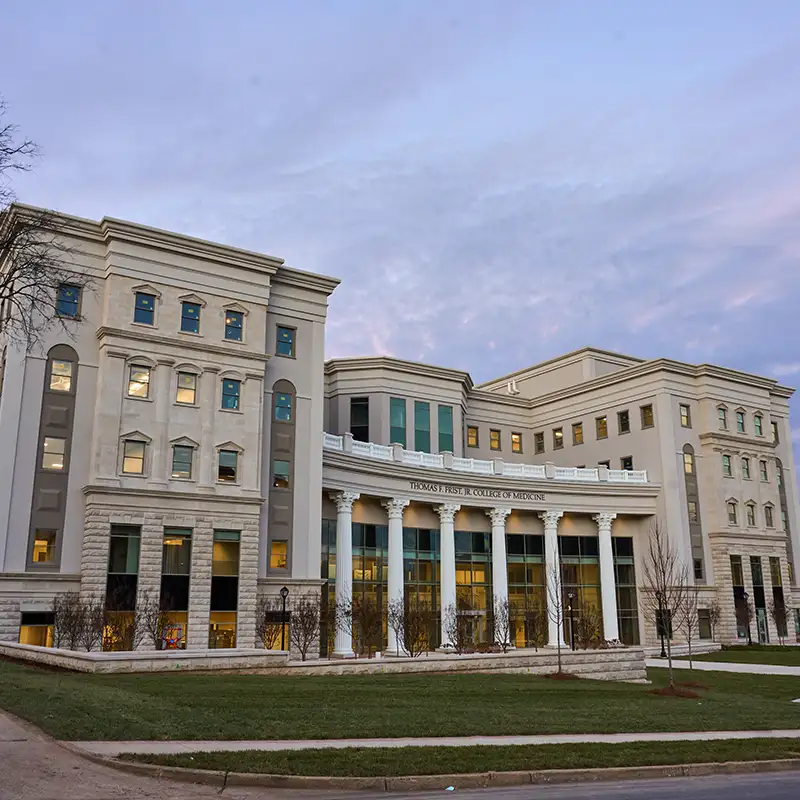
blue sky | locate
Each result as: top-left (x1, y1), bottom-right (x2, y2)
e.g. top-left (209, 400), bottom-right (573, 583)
top-left (3, 1), bottom-right (800, 461)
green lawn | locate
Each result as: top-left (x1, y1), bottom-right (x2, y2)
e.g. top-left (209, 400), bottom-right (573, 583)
top-left (694, 645), bottom-right (800, 667)
top-left (124, 739), bottom-right (800, 777)
top-left (0, 658), bottom-right (798, 742)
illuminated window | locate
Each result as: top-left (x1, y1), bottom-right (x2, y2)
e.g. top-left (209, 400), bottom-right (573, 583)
top-left (273, 459), bottom-right (290, 488)
top-left (687, 501), bottom-right (698, 523)
top-left (127, 365), bottom-right (150, 398)
top-left (683, 451), bottom-right (694, 474)
top-left (679, 404), bottom-right (691, 428)
top-left (490, 429), bottom-right (501, 450)
top-left (621, 455), bottom-right (634, 471)
top-left (31, 530), bottom-right (56, 564)
top-left (276, 325), bottom-right (295, 357)
top-left (596, 416), bottom-right (608, 439)
top-left (41, 437), bottom-right (66, 471)
top-left (270, 540), bottom-right (288, 570)
top-left (224, 310), bottom-right (243, 341)
top-left (176, 372), bottom-right (197, 404)
top-left (122, 440), bottom-right (145, 474)
top-left (640, 404), bottom-right (654, 428)
top-left (511, 432), bottom-right (522, 453)
top-left (467, 426), bottom-right (479, 448)
top-left (552, 428), bottom-right (563, 450)
top-left (572, 422), bottom-right (583, 445)
top-left (49, 360), bottom-right (73, 393)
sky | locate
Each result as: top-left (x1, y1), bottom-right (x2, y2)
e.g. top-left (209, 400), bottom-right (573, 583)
top-left (2, 1), bottom-right (800, 464)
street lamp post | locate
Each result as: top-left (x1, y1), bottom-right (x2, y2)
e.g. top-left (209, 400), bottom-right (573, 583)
top-left (280, 585), bottom-right (290, 651)
top-left (567, 592), bottom-right (575, 650)
top-left (656, 590), bottom-right (667, 658)
top-left (743, 591), bottom-right (752, 646)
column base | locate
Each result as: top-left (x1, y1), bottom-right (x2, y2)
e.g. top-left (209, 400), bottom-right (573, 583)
top-left (331, 648), bottom-right (356, 659)
top-left (546, 641), bottom-right (568, 649)
top-left (383, 647), bottom-right (408, 658)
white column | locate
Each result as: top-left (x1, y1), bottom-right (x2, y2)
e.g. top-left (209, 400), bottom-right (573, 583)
top-left (486, 507), bottom-right (512, 616)
top-left (150, 359), bottom-right (174, 486)
top-left (382, 497), bottom-right (410, 656)
top-left (198, 367), bottom-right (219, 488)
top-left (594, 513), bottom-right (619, 642)
top-left (436, 503), bottom-right (460, 648)
top-left (539, 510), bottom-right (566, 647)
top-left (330, 491), bottom-right (359, 658)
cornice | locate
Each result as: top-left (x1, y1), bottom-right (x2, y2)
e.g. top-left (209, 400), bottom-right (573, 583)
top-left (273, 265), bottom-right (341, 295)
top-left (83, 485), bottom-right (264, 504)
top-left (698, 431), bottom-right (776, 450)
top-left (97, 326), bottom-right (271, 363)
top-left (325, 356), bottom-right (474, 391)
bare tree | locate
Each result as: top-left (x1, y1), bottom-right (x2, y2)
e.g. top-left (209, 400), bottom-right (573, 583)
top-left (492, 598), bottom-right (517, 653)
top-left (679, 584), bottom-right (700, 669)
top-left (352, 594), bottom-right (384, 657)
top-left (136, 590), bottom-right (171, 650)
top-left (334, 594), bottom-right (354, 655)
top-left (289, 592), bottom-right (321, 661)
top-left (0, 101), bottom-right (90, 349)
top-left (255, 595), bottom-right (285, 650)
top-left (736, 598), bottom-right (755, 645)
top-left (767, 598), bottom-right (789, 645)
top-left (641, 519), bottom-right (687, 688)
top-left (707, 600), bottom-right (722, 642)
top-left (575, 602), bottom-right (602, 650)
top-left (524, 598), bottom-right (548, 650)
top-left (319, 592), bottom-right (337, 658)
top-left (78, 596), bottom-right (105, 652)
top-left (387, 599), bottom-right (434, 657)
top-left (443, 596), bottom-right (475, 655)
top-left (52, 592), bottom-right (84, 650)
top-left (545, 561), bottom-right (565, 673)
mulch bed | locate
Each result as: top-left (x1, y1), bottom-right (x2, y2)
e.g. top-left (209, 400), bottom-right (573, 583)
top-left (649, 685), bottom-right (700, 699)
top-left (545, 671), bottom-right (581, 680)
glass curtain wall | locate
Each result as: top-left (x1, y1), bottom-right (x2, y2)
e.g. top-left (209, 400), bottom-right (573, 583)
top-left (403, 527), bottom-right (441, 648)
top-left (559, 536), bottom-right (601, 647)
top-left (506, 533), bottom-right (545, 647)
top-left (209, 530), bottom-right (240, 648)
top-left (160, 528), bottom-right (191, 649)
top-left (613, 537), bottom-right (639, 645)
top-left (454, 530), bottom-right (492, 645)
top-left (104, 524), bottom-right (141, 650)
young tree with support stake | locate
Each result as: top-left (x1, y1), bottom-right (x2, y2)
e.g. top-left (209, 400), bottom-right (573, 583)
top-left (679, 583), bottom-right (700, 669)
top-left (545, 560), bottom-right (566, 674)
top-left (641, 519), bottom-right (687, 689)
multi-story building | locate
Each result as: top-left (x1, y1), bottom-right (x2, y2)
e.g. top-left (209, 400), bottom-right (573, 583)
top-left (1, 205), bottom-right (798, 654)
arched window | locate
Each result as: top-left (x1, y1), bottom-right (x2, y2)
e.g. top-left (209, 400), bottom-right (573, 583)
top-left (682, 444), bottom-right (695, 475)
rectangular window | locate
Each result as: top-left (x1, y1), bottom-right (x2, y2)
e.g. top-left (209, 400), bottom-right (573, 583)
top-left (107, 525), bottom-right (141, 575)
top-left (49, 360), bottom-right (73, 393)
top-left (276, 325), bottom-right (295, 357)
top-left (621, 455), bottom-right (634, 471)
top-left (490, 429), bottom-right (502, 450)
top-left (742, 457), bottom-right (751, 480)
top-left (224, 310), bottom-right (244, 341)
top-left (133, 292), bottom-right (155, 325)
top-left (41, 437), bottom-right (66, 471)
top-left (736, 411), bottom-right (745, 433)
top-left (414, 401), bottom-right (431, 452)
top-left (534, 432), bottom-right (545, 454)
top-left (617, 410), bottom-right (630, 434)
top-left (438, 405), bottom-right (454, 453)
top-left (218, 450), bottom-right (238, 482)
top-left (350, 397), bottom-right (368, 441)
top-left (770, 557), bottom-right (781, 586)
top-left (683, 452), bottom-right (694, 474)
top-left (31, 530), bottom-right (57, 564)
top-left (698, 608), bottom-right (712, 639)
top-left (765, 506), bottom-right (774, 528)
top-left (122, 440), bottom-right (145, 474)
top-left (56, 284), bottom-right (81, 318)
top-left (777, 464), bottom-right (783, 486)
top-left (552, 428), bottom-right (563, 450)
top-left (746, 504), bottom-right (756, 527)
top-left (718, 407), bottom-right (728, 429)
top-left (212, 530), bottom-right (240, 577)
top-left (687, 500), bottom-right (698, 522)
top-left (511, 432), bottom-right (522, 453)
top-left (221, 379), bottom-right (241, 410)
top-left (727, 502), bottom-right (738, 525)
top-left (722, 454), bottom-right (732, 476)
top-left (389, 397), bottom-right (406, 447)
top-left (274, 391), bottom-right (293, 423)
top-left (273, 459), bottom-right (290, 488)
top-left (772, 420), bottom-right (779, 443)
top-left (598, 459), bottom-right (610, 468)
top-left (760, 460), bottom-right (768, 481)
top-left (751, 556), bottom-right (763, 587)
top-left (467, 426), bottom-right (479, 448)
top-left (781, 509), bottom-right (787, 530)
top-left (171, 445), bottom-right (193, 479)
top-left (572, 422), bottom-right (583, 445)
top-left (730, 555), bottom-right (744, 586)
top-left (162, 529), bottom-right (192, 575)
top-left (127, 365), bottom-right (150, 398)
top-left (596, 415), bottom-right (608, 439)
top-left (679, 403), bottom-right (691, 428)
top-left (180, 301), bottom-right (201, 333)
top-left (270, 540), bottom-right (288, 570)
top-left (176, 372), bottom-right (197, 405)
top-left (694, 559), bottom-right (704, 580)
top-left (640, 404), bottom-right (654, 428)
top-left (754, 415), bottom-right (763, 437)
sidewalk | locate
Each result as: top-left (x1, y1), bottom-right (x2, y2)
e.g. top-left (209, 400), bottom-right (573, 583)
top-left (71, 729), bottom-right (800, 757)
top-left (646, 659), bottom-right (800, 676)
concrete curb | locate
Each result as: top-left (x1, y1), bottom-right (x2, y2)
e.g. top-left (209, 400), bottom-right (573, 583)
top-left (73, 749), bottom-right (800, 792)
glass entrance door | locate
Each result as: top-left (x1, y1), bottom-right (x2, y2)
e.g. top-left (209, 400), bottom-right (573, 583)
top-left (756, 608), bottom-right (769, 643)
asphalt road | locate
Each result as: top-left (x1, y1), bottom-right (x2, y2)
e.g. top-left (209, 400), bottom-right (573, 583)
top-left (2, 711), bottom-right (799, 800)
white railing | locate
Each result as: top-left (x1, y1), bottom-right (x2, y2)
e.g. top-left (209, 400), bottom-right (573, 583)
top-left (322, 432), bottom-right (650, 485)
top-left (452, 457), bottom-right (495, 475)
top-left (351, 440), bottom-right (394, 461)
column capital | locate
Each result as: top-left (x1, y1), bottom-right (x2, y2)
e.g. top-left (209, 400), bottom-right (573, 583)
top-left (435, 503), bottom-right (461, 524)
top-left (382, 497), bottom-right (410, 519)
top-left (486, 507), bottom-right (512, 527)
top-left (592, 512), bottom-right (617, 529)
top-left (329, 491), bottom-right (360, 513)
top-left (538, 510), bottom-right (564, 526)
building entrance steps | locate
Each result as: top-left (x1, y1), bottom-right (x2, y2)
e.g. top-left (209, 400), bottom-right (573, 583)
top-left (71, 729), bottom-right (800, 758)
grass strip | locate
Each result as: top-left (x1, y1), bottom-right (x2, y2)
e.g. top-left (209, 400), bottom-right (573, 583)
top-left (1, 657), bottom-right (799, 742)
top-left (120, 739), bottom-right (800, 777)
top-left (693, 646), bottom-right (800, 667)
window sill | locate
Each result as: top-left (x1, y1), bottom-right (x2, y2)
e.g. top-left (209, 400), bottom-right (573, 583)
top-left (275, 353), bottom-right (297, 359)
top-left (224, 337), bottom-right (246, 345)
top-left (120, 472), bottom-right (148, 479)
top-left (174, 402), bottom-right (199, 409)
top-left (178, 330), bottom-right (203, 338)
top-left (219, 407), bottom-right (243, 415)
top-left (618, 430), bottom-right (631, 436)
top-left (216, 481), bottom-right (241, 487)
top-left (131, 321), bottom-right (158, 330)
top-left (641, 424), bottom-right (655, 430)
top-left (126, 395), bottom-right (153, 403)
top-left (170, 477), bottom-right (197, 483)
